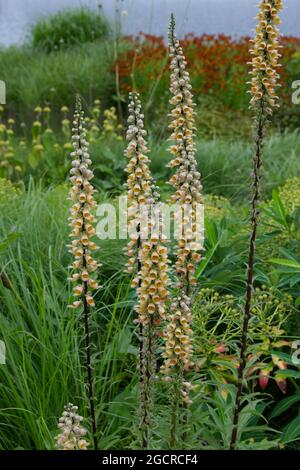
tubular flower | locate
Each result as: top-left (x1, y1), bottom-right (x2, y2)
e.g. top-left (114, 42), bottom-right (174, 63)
top-left (55, 403), bottom-right (89, 450)
top-left (67, 96), bottom-right (100, 309)
top-left (136, 231), bottom-right (169, 326)
top-left (125, 91), bottom-right (169, 326)
top-left (161, 294), bottom-right (194, 404)
top-left (248, 0), bottom-right (283, 112)
top-left (167, 14), bottom-right (203, 291)
top-left (161, 15), bottom-right (202, 397)
top-left (125, 91), bottom-right (154, 278)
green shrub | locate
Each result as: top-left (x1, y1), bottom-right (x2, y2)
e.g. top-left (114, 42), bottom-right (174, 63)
top-left (0, 178), bottom-right (21, 206)
top-left (31, 8), bottom-right (109, 53)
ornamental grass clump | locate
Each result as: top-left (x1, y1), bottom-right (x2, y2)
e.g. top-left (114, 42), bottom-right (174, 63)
top-left (161, 14), bottom-right (203, 445)
top-left (125, 91), bottom-right (169, 449)
top-left (230, 0), bottom-right (283, 450)
top-left (67, 95), bottom-right (100, 450)
top-left (55, 403), bottom-right (89, 450)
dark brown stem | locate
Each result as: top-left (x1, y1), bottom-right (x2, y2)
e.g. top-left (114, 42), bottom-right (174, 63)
top-left (83, 290), bottom-right (98, 450)
top-left (170, 379), bottom-right (180, 448)
top-left (1, 270), bottom-right (11, 289)
top-left (140, 318), bottom-right (155, 450)
top-left (75, 100), bottom-right (98, 450)
top-left (131, 97), bottom-right (152, 449)
top-left (230, 105), bottom-right (265, 450)
top-left (181, 401), bottom-right (188, 445)
top-left (137, 239), bottom-right (143, 388)
top-left (137, 236), bottom-right (148, 449)
top-left (114, 0), bottom-right (123, 121)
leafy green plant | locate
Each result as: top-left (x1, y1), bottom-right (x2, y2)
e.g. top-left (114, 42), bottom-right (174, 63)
top-left (193, 286), bottom-right (294, 390)
top-left (197, 388), bottom-right (280, 450)
top-left (261, 185), bottom-right (300, 257)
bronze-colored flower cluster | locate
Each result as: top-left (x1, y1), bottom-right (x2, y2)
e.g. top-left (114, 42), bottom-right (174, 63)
top-left (55, 403), bottom-right (89, 450)
top-left (161, 15), bottom-right (202, 393)
top-left (161, 293), bottom-right (194, 404)
top-left (125, 92), bottom-right (169, 327)
top-left (136, 234), bottom-right (169, 326)
top-left (125, 92), bottom-right (154, 277)
top-left (167, 15), bottom-right (202, 291)
top-left (125, 91), bottom-right (170, 447)
top-left (67, 96), bottom-right (100, 309)
top-left (248, 0), bottom-right (283, 112)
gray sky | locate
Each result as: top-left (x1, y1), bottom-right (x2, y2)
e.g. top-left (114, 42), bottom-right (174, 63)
top-left (0, 0), bottom-right (299, 47)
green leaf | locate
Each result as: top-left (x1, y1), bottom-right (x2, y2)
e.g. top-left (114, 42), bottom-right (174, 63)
top-left (272, 340), bottom-right (291, 348)
top-left (290, 274), bottom-right (300, 287)
top-left (274, 370), bottom-right (300, 380)
top-left (108, 385), bottom-right (137, 420)
top-left (0, 233), bottom-right (22, 253)
top-left (95, 163), bottom-right (115, 176)
top-left (196, 220), bottom-right (221, 277)
top-left (269, 258), bottom-right (300, 271)
top-left (293, 208), bottom-right (300, 230)
top-left (205, 219), bottom-right (218, 247)
top-left (114, 328), bottom-right (137, 356)
top-left (270, 393), bottom-right (300, 419)
top-left (269, 350), bottom-right (298, 366)
top-left (28, 151), bottom-right (41, 169)
top-left (196, 245), bottom-right (219, 277)
top-left (282, 415), bottom-right (300, 443)
top-left (271, 189), bottom-right (288, 226)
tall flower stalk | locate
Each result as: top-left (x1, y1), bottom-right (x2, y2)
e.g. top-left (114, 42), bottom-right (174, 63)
top-left (230, 0), bottom-right (283, 450)
top-left (161, 14), bottom-right (203, 447)
top-left (125, 92), bottom-right (169, 449)
top-left (67, 95), bottom-right (100, 450)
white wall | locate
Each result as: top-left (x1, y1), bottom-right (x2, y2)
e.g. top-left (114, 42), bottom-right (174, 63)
top-left (0, 0), bottom-right (299, 47)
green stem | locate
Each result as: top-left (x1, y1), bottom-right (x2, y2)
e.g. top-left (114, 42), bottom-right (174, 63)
top-left (83, 292), bottom-right (98, 450)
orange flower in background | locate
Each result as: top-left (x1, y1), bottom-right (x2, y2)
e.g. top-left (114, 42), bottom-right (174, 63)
top-left (115, 33), bottom-right (300, 113)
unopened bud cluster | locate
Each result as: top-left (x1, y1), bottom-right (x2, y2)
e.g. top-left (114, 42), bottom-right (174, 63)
top-left (67, 97), bottom-right (100, 309)
top-left (248, 0), bottom-right (283, 112)
top-left (55, 403), bottom-right (89, 450)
